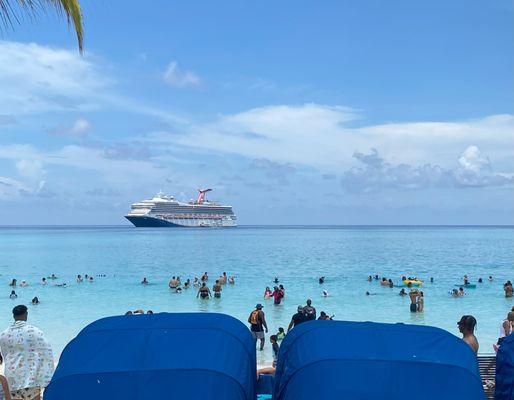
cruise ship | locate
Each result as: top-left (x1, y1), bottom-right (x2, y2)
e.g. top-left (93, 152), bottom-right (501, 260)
top-left (125, 189), bottom-right (237, 227)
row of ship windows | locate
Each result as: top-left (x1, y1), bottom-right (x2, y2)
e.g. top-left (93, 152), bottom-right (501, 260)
top-left (156, 214), bottom-right (236, 219)
top-left (152, 209), bottom-right (233, 214)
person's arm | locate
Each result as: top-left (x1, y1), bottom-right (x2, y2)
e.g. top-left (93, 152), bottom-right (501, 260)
top-left (0, 376), bottom-right (11, 400)
top-left (196, 289), bottom-right (200, 298)
top-left (287, 316), bottom-right (295, 332)
top-left (261, 312), bottom-right (268, 332)
top-left (248, 313), bottom-right (252, 324)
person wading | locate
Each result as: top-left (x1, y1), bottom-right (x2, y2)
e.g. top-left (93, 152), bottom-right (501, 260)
top-left (248, 304), bottom-right (268, 350)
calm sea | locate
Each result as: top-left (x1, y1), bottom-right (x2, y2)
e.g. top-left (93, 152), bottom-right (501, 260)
top-left (0, 226), bottom-right (512, 365)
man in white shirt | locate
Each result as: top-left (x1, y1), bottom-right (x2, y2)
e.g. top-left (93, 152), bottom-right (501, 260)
top-left (0, 305), bottom-right (54, 400)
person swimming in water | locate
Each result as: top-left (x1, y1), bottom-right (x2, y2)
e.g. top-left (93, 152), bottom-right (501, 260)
top-left (49, 274), bottom-right (57, 279)
top-left (219, 272), bottom-right (227, 284)
top-left (264, 287), bottom-right (272, 299)
top-left (9, 279), bottom-right (16, 287)
top-left (323, 290), bottom-right (330, 297)
top-left (32, 296), bottom-right (40, 305)
top-left (201, 272), bottom-right (208, 282)
top-left (169, 276), bottom-right (179, 289)
top-left (141, 277), bottom-right (149, 285)
top-left (77, 275), bottom-right (83, 283)
top-left (184, 279), bottom-right (191, 289)
top-left (399, 288), bottom-right (407, 296)
top-left (319, 276), bottom-right (325, 284)
top-left (504, 281), bottom-right (513, 298)
top-left (197, 282), bottom-right (211, 299)
top-left (228, 276), bottom-right (235, 284)
top-left (9, 290), bottom-right (17, 299)
top-left (41, 277), bottom-right (46, 285)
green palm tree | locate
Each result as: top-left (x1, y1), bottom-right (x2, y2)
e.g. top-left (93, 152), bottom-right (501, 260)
top-left (0, 0), bottom-right (83, 52)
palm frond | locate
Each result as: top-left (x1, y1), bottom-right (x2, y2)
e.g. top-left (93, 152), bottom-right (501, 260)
top-left (0, 0), bottom-right (84, 53)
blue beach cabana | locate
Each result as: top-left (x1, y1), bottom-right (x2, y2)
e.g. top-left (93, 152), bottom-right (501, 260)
top-left (495, 333), bottom-right (514, 400)
top-left (45, 313), bottom-right (256, 400)
top-left (273, 320), bottom-right (485, 400)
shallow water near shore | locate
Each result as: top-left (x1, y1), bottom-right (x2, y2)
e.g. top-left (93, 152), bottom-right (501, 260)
top-left (0, 225), bottom-right (512, 366)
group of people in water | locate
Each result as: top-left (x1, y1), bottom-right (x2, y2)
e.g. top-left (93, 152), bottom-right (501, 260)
top-left (140, 271), bottom-right (237, 298)
top-left (7, 274), bottom-right (98, 304)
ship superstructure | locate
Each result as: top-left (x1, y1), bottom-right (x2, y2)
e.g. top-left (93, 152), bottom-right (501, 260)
top-left (125, 189), bottom-right (237, 227)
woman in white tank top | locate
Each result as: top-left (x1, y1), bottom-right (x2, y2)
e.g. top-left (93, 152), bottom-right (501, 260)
top-left (499, 311), bottom-right (514, 341)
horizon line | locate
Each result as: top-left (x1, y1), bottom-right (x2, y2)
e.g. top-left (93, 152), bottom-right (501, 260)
top-left (0, 224), bottom-right (512, 228)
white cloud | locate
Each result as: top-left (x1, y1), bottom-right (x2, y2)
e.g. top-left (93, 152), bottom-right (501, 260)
top-left (0, 41), bottom-right (186, 124)
top-left (16, 159), bottom-right (45, 181)
top-left (0, 41), bottom-right (109, 115)
top-left (160, 104), bottom-right (513, 172)
top-left (340, 147), bottom-right (513, 192)
top-left (163, 61), bottom-right (201, 88)
top-left (458, 145), bottom-right (490, 173)
top-left (50, 118), bottom-right (91, 136)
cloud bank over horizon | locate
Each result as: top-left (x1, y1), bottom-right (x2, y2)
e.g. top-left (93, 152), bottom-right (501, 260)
top-left (0, 40), bottom-right (512, 225)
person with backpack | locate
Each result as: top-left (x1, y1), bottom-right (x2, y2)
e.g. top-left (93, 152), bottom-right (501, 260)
top-left (303, 299), bottom-right (317, 320)
top-left (248, 304), bottom-right (268, 350)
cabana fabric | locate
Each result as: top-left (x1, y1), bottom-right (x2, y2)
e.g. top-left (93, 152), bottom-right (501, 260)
top-left (495, 333), bottom-right (514, 400)
top-left (45, 313), bottom-right (256, 400)
top-left (273, 320), bottom-right (485, 400)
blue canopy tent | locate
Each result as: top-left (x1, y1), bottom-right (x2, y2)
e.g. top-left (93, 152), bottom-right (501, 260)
top-left (273, 321), bottom-right (485, 400)
top-left (495, 333), bottom-right (514, 400)
top-left (45, 313), bottom-right (256, 400)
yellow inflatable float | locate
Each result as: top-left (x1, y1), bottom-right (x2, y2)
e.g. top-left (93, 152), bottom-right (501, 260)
top-left (403, 279), bottom-right (423, 287)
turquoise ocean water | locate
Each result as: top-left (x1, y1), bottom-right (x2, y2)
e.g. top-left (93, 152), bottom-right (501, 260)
top-left (0, 226), bottom-right (512, 365)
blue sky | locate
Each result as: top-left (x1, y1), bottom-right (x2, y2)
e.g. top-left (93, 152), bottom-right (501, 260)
top-left (0, 0), bottom-right (512, 225)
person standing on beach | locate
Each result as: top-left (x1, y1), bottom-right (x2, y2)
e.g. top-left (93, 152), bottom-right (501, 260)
top-left (0, 305), bottom-right (54, 400)
top-left (248, 304), bottom-right (268, 350)
top-left (497, 311), bottom-right (514, 346)
top-left (458, 315), bottom-right (479, 354)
